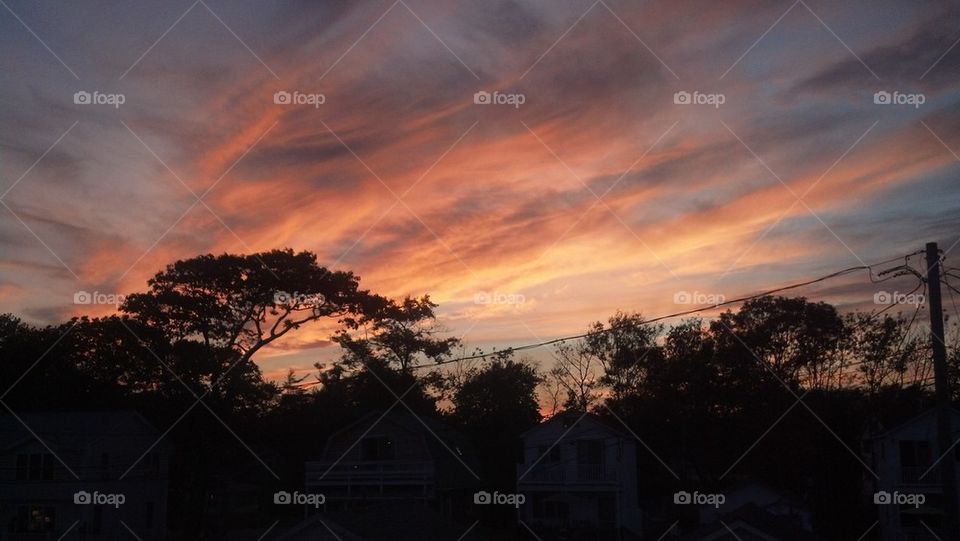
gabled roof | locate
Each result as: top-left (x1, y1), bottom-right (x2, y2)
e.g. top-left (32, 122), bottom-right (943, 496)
top-left (679, 503), bottom-right (823, 541)
top-left (868, 406), bottom-right (960, 440)
top-left (323, 410), bottom-right (470, 456)
top-left (275, 515), bottom-right (364, 541)
top-left (321, 410), bottom-right (480, 486)
top-left (521, 411), bottom-right (631, 440)
top-left (0, 410), bottom-right (170, 452)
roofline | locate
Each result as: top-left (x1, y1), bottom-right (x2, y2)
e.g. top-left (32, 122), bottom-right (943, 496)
top-left (521, 411), bottom-right (631, 439)
top-left (869, 406), bottom-right (960, 439)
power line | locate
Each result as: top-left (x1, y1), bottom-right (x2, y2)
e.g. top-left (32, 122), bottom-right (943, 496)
top-left (409, 250), bottom-right (926, 368)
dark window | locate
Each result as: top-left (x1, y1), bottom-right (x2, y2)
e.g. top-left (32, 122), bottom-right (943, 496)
top-left (92, 506), bottom-right (102, 533)
top-left (15, 505), bottom-right (55, 532)
top-left (144, 502), bottom-right (154, 529)
top-left (900, 440), bottom-right (933, 481)
top-left (361, 436), bottom-right (395, 461)
top-left (16, 454), bottom-right (27, 480)
top-left (537, 445), bottom-right (561, 463)
top-left (577, 440), bottom-right (604, 465)
top-left (146, 452), bottom-right (161, 479)
top-left (900, 440), bottom-right (932, 467)
top-left (16, 454), bottom-right (53, 481)
top-left (598, 495), bottom-right (616, 523)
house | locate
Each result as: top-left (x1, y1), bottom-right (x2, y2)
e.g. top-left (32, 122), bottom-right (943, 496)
top-left (866, 407), bottom-right (960, 541)
top-left (305, 410), bottom-right (479, 511)
top-left (0, 410), bottom-right (172, 540)
top-left (516, 412), bottom-right (642, 540)
top-left (678, 503), bottom-right (823, 541)
top-left (274, 515), bottom-right (363, 540)
top-left (697, 480), bottom-right (812, 531)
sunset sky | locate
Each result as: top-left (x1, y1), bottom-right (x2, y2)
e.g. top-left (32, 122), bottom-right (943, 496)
top-left (2, 0), bottom-right (959, 380)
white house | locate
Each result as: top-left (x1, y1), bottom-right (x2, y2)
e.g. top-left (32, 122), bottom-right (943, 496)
top-left (866, 407), bottom-right (960, 541)
top-left (0, 411), bottom-right (171, 540)
top-left (516, 412), bottom-right (642, 540)
top-left (305, 411), bottom-right (478, 509)
top-left (698, 480), bottom-right (812, 531)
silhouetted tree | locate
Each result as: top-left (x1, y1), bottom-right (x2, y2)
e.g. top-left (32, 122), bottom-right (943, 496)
top-left (450, 352), bottom-right (542, 493)
top-left (549, 340), bottom-right (603, 412)
top-left (583, 312), bottom-right (664, 402)
top-left (333, 295), bottom-right (460, 372)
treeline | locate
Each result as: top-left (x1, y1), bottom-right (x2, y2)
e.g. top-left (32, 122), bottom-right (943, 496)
top-left (1, 249), bottom-right (957, 538)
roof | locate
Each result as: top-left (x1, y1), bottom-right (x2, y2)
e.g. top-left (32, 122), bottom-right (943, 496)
top-left (868, 406), bottom-right (960, 440)
top-left (320, 502), bottom-right (488, 541)
top-left (521, 410), bottom-right (631, 439)
top-left (0, 410), bottom-right (170, 452)
top-left (274, 515), bottom-right (365, 541)
top-left (678, 503), bottom-right (823, 541)
top-left (321, 410), bottom-right (480, 487)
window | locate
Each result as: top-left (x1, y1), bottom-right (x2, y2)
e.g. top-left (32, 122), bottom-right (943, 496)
top-left (15, 453), bottom-right (53, 480)
top-left (15, 505), bottom-right (55, 532)
top-left (360, 436), bottom-right (395, 461)
top-left (144, 502), bottom-right (154, 529)
top-left (145, 452), bottom-right (161, 478)
top-left (900, 440), bottom-right (932, 467)
top-left (537, 445), bottom-right (561, 463)
top-left (577, 440), bottom-right (604, 465)
top-left (900, 440), bottom-right (932, 482)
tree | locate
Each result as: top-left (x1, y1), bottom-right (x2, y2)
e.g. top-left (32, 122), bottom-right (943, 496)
top-left (333, 295), bottom-right (460, 372)
top-left (582, 312), bottom-right (664, 402)
top-left (450, 353), bottom-right (543, 491)
top-left (122, 249), bottom-right (376, 358)
top-left (711, 296), bottom-right (845, 390)
top-left (120, 249), bottom-right (377, 407)
top-left (843, 312), bottom-right (925, 394)
top-left (451, 353), bottom-right (543, 429)
top-left (549, 340), bottom-right (604, 412)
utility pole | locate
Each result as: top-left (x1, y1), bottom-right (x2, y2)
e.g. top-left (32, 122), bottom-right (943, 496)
top-left (926, 241), bottom-right (959, 540)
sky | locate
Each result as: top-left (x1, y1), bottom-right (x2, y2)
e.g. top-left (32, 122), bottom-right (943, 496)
top-left (1, 0), bottom-right (959, 380)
